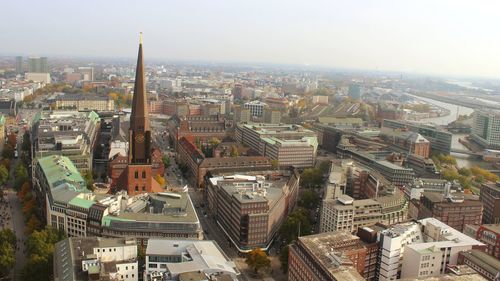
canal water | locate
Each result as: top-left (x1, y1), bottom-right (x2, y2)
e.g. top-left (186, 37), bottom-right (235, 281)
top-left (407, 94), bottom-right (490, 168)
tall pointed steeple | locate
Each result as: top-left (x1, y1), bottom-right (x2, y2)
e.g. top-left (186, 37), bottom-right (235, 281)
top-left (129, 32), bottom-right (151, 164)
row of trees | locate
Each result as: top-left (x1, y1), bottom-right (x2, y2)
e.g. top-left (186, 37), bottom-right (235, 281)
top-left (0, 229), bottom-right (16, 278)
top-left (21, 228), bottom-right (67, 281)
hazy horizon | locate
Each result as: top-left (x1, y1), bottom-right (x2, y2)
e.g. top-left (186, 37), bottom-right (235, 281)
top-left (3, 0), bottom-right (500, 78)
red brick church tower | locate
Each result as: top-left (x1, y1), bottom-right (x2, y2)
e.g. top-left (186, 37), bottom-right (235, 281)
top-left (125, 33), bottom-right (153, 195)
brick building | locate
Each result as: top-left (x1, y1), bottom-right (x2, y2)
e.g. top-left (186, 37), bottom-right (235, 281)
top-left (479, 182), bottom-right (500, 224)
top-left (288, 231), bottom-right (365, 281)
top-left (418, 192), bottom-right (483, 232)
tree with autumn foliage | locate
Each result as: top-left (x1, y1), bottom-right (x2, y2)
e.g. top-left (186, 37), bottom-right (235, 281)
top-left (245, 248), bottom-right (271, 275)
top-left (154, 174), bottom-right (166, 186)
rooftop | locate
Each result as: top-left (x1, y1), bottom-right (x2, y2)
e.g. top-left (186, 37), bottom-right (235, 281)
top-left (37, 155), bottom-right (86, 190)
top-left (146, 239), bottom-right (238, 277)
top-left (459, 249), bottom-right (500, 277)
top-left (297, 231), bottom-right (365, 281)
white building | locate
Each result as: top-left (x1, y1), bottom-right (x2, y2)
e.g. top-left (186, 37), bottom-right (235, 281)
top-left (378, 218), bottom-right (484, 280)
top-left (400, 218), bottom-right (484, 279)
top-left (312, 95), bottom-right (328, 104)
top-left (244, 100), bottom-right (268, 117)
top-left (54, 237), bottom-right (139, 281)
top-left (144, 239), bottom-right (239, 281)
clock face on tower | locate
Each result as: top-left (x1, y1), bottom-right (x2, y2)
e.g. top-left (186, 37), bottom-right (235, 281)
top-left (135, 133), bottom-right (145, 143)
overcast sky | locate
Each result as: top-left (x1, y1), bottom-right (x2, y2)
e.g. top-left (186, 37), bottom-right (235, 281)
top-left (3, 0), bottom-right (500, 77)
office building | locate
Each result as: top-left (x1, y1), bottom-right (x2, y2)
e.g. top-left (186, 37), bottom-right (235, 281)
top-left (55, 94), bottom-right (115, 111)
top-left (382, 119), bottom-right (452, 154)
top-left (232, 84), bottom-right (243, 100)
top-left (78, 66), bottom-right (94, 81)
top-left (236, 123), bottom-right (318, 168)
top-left (168, 114), bottom-right (231, 149)
top-left (357, 225), bottom-right (387, 281)
top-left (177, 137), bottom-right (272, 187)
top-left (25, 72), bottom-right (51, 83)
top-left (400, 218), bottom-right (485, 279)
top-left (378, 218), bottom-right (484, 280)
top-left (15, 56), bottom-right (23, 74)
top-left (233, 105), bottom-right (251, 123)
top-left (457, 250), bottom-right (500, 281)
top-left (479, 182), bottom-right (500, 224)
top-left (312, 95), bottom-right (329, 104)
top-left (337, 142), bottom-right (414, 186)
top-left (476, 224), bottom-right (500, 259)
top-left (53, 237), bottom-right (138, 281)
top-left (288, 231), bottom-right (365, 281)
top-left (144, 239), bottom-right (239, 281)
top-left (206, 170), bottom-right (299, 252)
top-left (471, 109), bottom-right (500, 149)
top-left (28, 56), bottom-right (48, 73)
top-left (263, 108), bottom-right (281, 124)
top-left (418, 192), bottom-right (483, 232)
top-left (243, 100), bottom-right (267, 117)
top-left (403, 178), bottom-right (456, 200)
top-left (32, 111), bottom-right (101, 173)
top-left (348, 84), bottom-right (362, 99)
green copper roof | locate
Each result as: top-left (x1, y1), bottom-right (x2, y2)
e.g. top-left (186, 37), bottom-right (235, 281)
top-left (101, 215), bottom-right (133, 227)
top-left (0, 115), bottom-right (5, 126)
top-left (37, 155), bottom-right (86, 191)
top-left (87, 111), bottom-right (100, 124)
top-left (68, 196), bottom-right (94, 209)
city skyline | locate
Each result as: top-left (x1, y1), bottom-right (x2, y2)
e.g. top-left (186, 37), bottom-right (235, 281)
top-left (3, 0), bottom-right (500, 78)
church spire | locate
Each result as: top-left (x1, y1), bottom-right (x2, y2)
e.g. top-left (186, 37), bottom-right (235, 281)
top-left (129, 33), bottom-right (151, 164)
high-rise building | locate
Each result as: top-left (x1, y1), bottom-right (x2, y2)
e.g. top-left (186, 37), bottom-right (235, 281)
top-left (348, 84), bottom-right (362, 99)
top-left (232, 83), bottom-right (243, 100)
top-left (244, 100), bottom-right (267, 117)
top-left (288, 231), bottom-right (365, 281)
top-left (15, 56), bottom-right (23, 74)
top-left (263, 108), bottom-right (281, 124)
top-left (471, 109), bottom-right (500, 149)
top-left (28, 56), bottom-right (48, 73)
top-left (479, 181), bottom-right (500, 224)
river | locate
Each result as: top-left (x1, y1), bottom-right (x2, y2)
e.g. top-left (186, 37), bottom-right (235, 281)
top-left (407, 94), bottom-right (490, 168)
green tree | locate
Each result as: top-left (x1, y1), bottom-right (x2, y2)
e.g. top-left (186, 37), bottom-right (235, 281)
top-left (230, 145), bottom-right (239, 157)
top-left (83, 172), bottom-right (94, 191)
top-left (2, 144), bottom-right (14, 159)
top-left (162, 155), bottom-right (170, 167)
top-left (300, 168), bottom-right (324, 188)
top-left (279, 208), bottom-right (312, 244)
top-left (458, 167), bottom-right (471, 177)
top-left (22, 132), bottom-right (31, 152)
top-left (0, 241), bottom-right (15, 278)
top-left (319, 160), bottom-right (331, 174)
top-left (298, 190), bottom-right (320, 209)
top-left (279, 245), bottom-right (290, 273)
top-left (14, 163), bottom-right (29, 190)
top-left (21, 227), bottom-right (66, 281)
top-left (0, 164), bottom-right (9, 186)
top-left (245, 248), bottom-right (271, 275)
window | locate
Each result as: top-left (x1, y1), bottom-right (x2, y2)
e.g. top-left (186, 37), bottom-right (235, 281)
top-left (142, 171), bottom-right (146, 178)
top-left (134, 171), bottom-right (138, 179)
top-left (135, 186), bottom-right (139, 192)
top-left (142, 186), bottom-right (146, 191)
